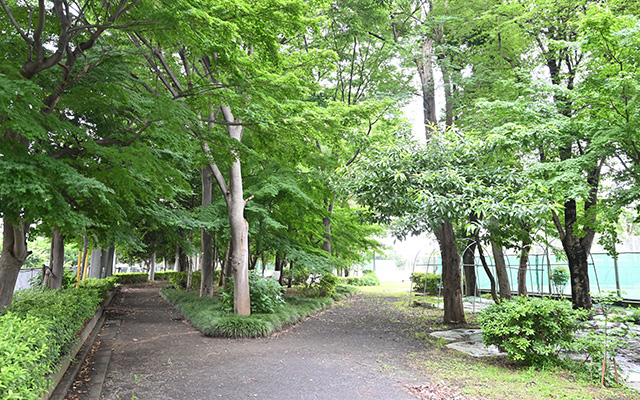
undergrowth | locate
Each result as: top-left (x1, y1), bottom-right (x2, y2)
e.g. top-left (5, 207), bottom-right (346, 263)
top-left (160, 285), bottom-right (357, 338)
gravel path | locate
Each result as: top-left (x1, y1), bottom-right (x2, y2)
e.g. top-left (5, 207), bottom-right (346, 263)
top-left (87, 286), bottom-right (441, 400)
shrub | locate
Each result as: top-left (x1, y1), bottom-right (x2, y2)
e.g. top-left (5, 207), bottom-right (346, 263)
top-left (410, 272), bottom-right (441, 294)
top-left (339, 270), bottom-right (380, 286)
top-left (1, 286), bottom-right (109, 399)
top-left (303, 273), bottom-right (339, 298)
top-left (332, 284), bottom-right (359, 301)
top-left (161, 287), bottom-right (333, 338)
top-left (281, 266), bottom-right (310, 286)
top-left (113, 272), bottom-right (148, 284)
top-left (550, 266), bottom-right (570, 295)
top-left (78, 276), bottom-right (117, 298)
top-left (478, 296), bottom-right (586, 366)
top-left (221, 271), bottom-right (285, 314)
top-left (630, 307), bottom-right (640, 325)
top-left (154, 271), bottom-right (180, 281)
top-left (169, 270), bottom-right (222, 291)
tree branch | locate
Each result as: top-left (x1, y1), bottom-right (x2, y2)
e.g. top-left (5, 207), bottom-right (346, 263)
top-left (551, 209), bottom-right (566, 242)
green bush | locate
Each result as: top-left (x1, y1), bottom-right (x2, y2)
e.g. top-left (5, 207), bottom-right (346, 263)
top-left (304, 273), bottom-right (339, 298)
top-left (332, 284), bottom-right (359, 301)
top-left (478, 296), bottom-right (586, 366)
top-left (339, 270), bottom-right (380, 286)
top-left (154, 271), bottom-right (179, 281)
top-left (1, 286), bottom-right (109, 399)
top-left (161, 287), bottom-right (332, 338)
top-left (630, 307), bottom-right (640, 325)
top-left (221, 271), bottom-right (285, 314)
top-left (281, 266), bottom-right (310, 286)
top-left (113, 272), bottom-right (148, 284)
top-left (410, 272), bottom-right (441, 293)
top-left (78, 276), bottom-right (117, 298)
top-left (168, 270), bottom-right (219, 291)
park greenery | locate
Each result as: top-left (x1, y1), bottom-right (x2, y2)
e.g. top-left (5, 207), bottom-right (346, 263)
top-left (2, 0), bottom-right (640, 396)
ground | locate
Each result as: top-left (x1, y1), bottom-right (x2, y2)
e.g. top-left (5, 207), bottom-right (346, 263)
top-left (64, 282), bottom-right (639, 400)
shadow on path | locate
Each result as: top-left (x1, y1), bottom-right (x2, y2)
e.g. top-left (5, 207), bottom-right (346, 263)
top-left (82, 286), bottom-right (430, 400)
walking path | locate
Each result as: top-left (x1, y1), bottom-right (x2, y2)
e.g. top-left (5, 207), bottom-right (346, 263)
top-left (67, 286), bottom-right (433, 400)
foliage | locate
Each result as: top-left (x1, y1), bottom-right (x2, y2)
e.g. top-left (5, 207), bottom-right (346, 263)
top-left (160, 287), bottom-right (332, 338)
top-left (153, 271), bottom-right (180, 281)
top-left (630, 307), bottom-right (640, 325)
top-left (303, 273), bottom-right (339, 298)
top-left (478, 297), bottom-right (586, 366)
top-left (339, 270), bottom-right (380, 286)
top-left (113, 273), bottom-right (149, 285)
top-left (575, 291), bottom-right (635, 386)
top-left (410, 273), bottom-right (442, 294)
top-left (169, 270), bottom-right (214, 291)
top-left (0, 286), bottom-right (109, 399)
top-left (550, 266), bottom-right (570, 296)
top-left (78, 277), bottom-right (118, 299)
top-left (281, 266), bottom-right (310, 286)
top-left (221, 271), bottom-right (285, 314)
top-left (332, 284), bottom-right (359, 301)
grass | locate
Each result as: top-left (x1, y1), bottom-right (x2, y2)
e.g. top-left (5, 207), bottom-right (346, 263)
top-left (362, 283), bottom-right (638, 400)
top-left (160, 284), bottom-right (357, 338)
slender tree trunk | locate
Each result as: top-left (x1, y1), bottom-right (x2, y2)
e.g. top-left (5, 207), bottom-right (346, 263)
top-left (518, 237), bottom-right (531, 296)
top-left (0, 220), bottom-right (29, 311)
top-left (322, 201), bottom-right (334, 253)
top-left (476, 237), bottom-right (498, 303)
top-left (434, 221), bottom-right (465, 324)
top-left (462, 238), bottom-right (477, 297)
top-left (174, 246), bottom-right (180, 272)
top-left (200, 167), bottom-right (214, 297)
top-left (416, 38), bottom-right (437, 140)
top-left (491, 241), bottom-right (511, 300)
top-left (45, 228), bottom-right (65, 289)
top-left (149, 252), bottom-right (156, 281)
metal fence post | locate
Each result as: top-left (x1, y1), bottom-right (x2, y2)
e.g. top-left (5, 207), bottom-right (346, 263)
top-left (614, 256), bottom-right (621, 297)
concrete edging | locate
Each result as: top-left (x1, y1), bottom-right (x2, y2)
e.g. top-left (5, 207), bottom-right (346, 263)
top-left (44, 287), bottom-right (119, 400)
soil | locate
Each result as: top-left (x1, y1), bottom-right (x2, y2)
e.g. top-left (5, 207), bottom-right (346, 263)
top-left (73, 285), bottom-right (481, 400)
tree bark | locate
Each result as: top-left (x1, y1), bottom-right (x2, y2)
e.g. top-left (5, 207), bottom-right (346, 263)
top-left (434, 221), bottom-right (465, 324)
top-left (491, 241), bottom-right (511, 300)
top-left (322, 201), bottom-right (334, 254)
top-left (104, 246), bottom-right (115, 278)
top-left (462, 238), bottom-right (477, 297)
top-left (0, 220), bottom-right (29, 311)
top-left (518, 237), bottom-right (531, 296)
top-left (89, 249), bottom-right (102, 279)
top-left (200, 167), bottom-right (214, 297)
top-left (45, 228), bottom-right (65, 289)
top-left (149, 252), bottom-right (156, 281)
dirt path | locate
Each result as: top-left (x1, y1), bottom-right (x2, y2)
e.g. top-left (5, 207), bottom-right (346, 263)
top-left (74, 286), bottom-right (451, 400)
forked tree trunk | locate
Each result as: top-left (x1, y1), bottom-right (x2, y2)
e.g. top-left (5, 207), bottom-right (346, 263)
top-left (476, 238), bottom-right (498, 303)
top-left (462, 239), bottom-right (477, 297)
top-left (434, 221), bottom-right (465, 324)
top-left (0, 220), bottom-right (29, 311)
top-left (491, 242), bottom-right (511, 301)
top-left (200, 167), bottom-right (214, 297)
top-left (45, 228), bottom-right (65, 289)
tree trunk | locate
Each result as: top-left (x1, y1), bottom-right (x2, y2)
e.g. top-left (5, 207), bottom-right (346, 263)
top-left (89, 249), bottom-right (102, 279)
top-left (45, 228), bottom-right (65, 289)
top-left (200, 167), bottom-right (214, 297)
top-left (462, 238), bottom-right (477, 297)
top-left (559, 199), bottom-right (594, 309)
top-left (149, 252), bottom-right (156, 281)
top-left (174, 246), bottom-right (180, 271)
top-left (476, 237), bottom-right (498, 303)
top-left (322, 201), bottom-right (334, 254)
top-left (104, 246), bottom-right (115, 278)
top-left (434, 221), bottom-right (465, 324)
top-left (518, 237), bottom-right (531, 296)
top-left (491, 241), bottom-right (511, 300)
top-left (416, 38), bottom-right (437, 140)
top-left (0, 220), bottom-right (29, 311)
